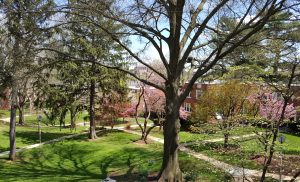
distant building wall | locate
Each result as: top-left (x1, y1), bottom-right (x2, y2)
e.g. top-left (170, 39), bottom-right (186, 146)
top-left (181, 82), bottom-right (218, 112)
top-left (0, 89), bottom-right (10, 109)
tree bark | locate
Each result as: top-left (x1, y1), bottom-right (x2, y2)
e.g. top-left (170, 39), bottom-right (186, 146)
top-left (260, 128), bottom-right (279, 182)
top-left (157, 90), bottom-right (182, 181)
top-left (70, 107), bottom-right (76, 131)
top-left (144, 125), bottom-right (156, 143)
top-left (59, 108), bottom-right (67, 130)
top-left (18, 106), bottom-right (25, 125)
top-left (224, 132), bottom-right (229, 148)
top-left (9, 85), bottom-right (18, 161)
top-left (29, 96), bottom-right (34, 114)
top-left (89, 75), bottom-right (97, 139)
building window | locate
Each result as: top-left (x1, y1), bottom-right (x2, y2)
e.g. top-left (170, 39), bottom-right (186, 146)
top-left (184, 103), bottom-right (191, 112)
top-left (196, 89), bottom-right (202, 99)
top-left (187, 92), bottom-right (192, 98)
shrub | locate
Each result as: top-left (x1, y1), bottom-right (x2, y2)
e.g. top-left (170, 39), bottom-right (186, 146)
top-left (188, 125), bottom-right (219, 134)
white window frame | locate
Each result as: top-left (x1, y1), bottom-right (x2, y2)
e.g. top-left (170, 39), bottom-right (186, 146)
top-left (184, 103), bottom-right (191, 112)
top-left (196, 89), bottom-right (202, 99)
top-left (187, 91), bottom-right (192, 98)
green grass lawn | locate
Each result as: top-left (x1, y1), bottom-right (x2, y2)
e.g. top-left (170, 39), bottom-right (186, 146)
top-left (23, 111), bottom-right (89, 126)
top-left (0, 130), bottom-right (233, 182)
top-left (0, 122), bottom-right (88, 152)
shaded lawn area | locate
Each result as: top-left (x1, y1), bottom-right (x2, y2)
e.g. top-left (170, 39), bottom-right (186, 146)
top-left (188, 133), bottom-right (300, 171)
top-left (0, 123), bottom-right (88, 152)
top-left (0, 131), bottom-right (233, 182)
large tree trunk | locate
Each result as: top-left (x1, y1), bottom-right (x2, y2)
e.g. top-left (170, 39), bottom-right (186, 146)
top-left (29, 96), bottom-right (34, 114)
top-left (18, 106), bottom-right (25, 125)
top-left (89, 76), bottom-right (97, 139)
top-left (158, 90), bottom-right (182, 181)
top-left (9, 85), bottom-right (18, 161)
top-left (70, 107), bottom-right (76, 131)
top-left (59, 108), bottom-right (67, 130)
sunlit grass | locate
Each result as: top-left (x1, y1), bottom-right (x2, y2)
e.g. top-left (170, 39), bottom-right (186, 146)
top-left (0, 131), bottom-right (232, 182)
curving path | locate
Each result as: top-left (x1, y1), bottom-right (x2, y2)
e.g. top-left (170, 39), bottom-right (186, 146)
top-left (0, 114), bottom-right (32, 123)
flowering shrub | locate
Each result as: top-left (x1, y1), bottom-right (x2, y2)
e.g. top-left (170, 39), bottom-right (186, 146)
top-left (248, 92), bottom-right (296, 122)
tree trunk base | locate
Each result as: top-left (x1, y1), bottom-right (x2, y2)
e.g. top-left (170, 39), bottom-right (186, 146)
top-left (89, 131), bottom-right (97, 140)
top-left (157, 168), bottom-right (183, 182)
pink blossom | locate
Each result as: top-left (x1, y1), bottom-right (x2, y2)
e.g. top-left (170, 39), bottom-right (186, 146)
top-left (179, 107), bottom-right (190, 120)
top-left (251, 92), bottom-right (296, 122)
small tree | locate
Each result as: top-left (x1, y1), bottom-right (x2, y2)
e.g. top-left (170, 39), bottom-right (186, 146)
top-left (116, 102), bottom-right (135, 123)
top-left (97, 89), bottom-right (128, 128)
top-left (248, 91), bottom-right (296, 181)
top-left (133, 86), bottom-right (164, 143)
top-left (192, 81), bottom-right (256, 148)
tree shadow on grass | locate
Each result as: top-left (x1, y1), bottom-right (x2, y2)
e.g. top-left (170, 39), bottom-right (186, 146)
top-left (0, 143), bottom-right (102, 181)
top-left (107, 147), bottom-right (162, 182)
top-left (0, 131), bottom-right (161, 181)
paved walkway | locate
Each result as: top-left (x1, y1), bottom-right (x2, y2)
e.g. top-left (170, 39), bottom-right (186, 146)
top-left (0, 114), bottom-right (32, 123)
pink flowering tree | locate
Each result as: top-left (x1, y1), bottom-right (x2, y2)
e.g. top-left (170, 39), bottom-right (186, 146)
top-left (132, 87), bottom-right (161, 143)
top-left (115, 102), bottom-right (135, 122)
top-left (248, 91), bottom-right (296, 181)
top-left (259, 92), bottom-right (296, 122)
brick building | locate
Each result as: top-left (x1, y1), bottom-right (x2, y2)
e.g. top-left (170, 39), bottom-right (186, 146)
top-left (0, 89), bottom-right (10, 110)
top-left (181, 81), bottom-right (221, 113)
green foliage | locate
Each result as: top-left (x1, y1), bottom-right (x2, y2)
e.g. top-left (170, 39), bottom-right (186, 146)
top-left (188, 125), bottom-right (219, 134)
top-left (206, 12), bottom-right (300, 83)
top-left (191, 81), bottom-right (257, 126)
top-left (221, 65), bottom-right (268, 82)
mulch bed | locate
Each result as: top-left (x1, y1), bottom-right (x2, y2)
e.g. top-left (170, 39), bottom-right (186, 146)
top-left (251, 154), bottom-right (300, 176)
